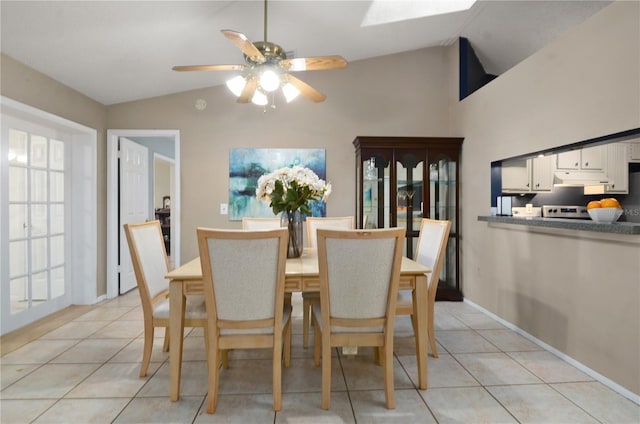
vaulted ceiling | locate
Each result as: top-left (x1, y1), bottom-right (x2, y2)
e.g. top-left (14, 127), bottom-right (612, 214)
top-left (1, 1), bottom-right (610, 105)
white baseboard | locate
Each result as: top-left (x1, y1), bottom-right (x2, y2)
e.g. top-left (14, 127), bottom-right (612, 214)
top-left (463, 298), bottom-right (640, 406)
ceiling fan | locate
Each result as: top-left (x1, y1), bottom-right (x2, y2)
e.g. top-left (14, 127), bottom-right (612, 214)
top-left (172, 0), bottom-right (347, 106)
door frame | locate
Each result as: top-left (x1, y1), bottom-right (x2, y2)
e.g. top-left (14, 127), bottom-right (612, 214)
top-left (106, 129), bottom-right (180, 299)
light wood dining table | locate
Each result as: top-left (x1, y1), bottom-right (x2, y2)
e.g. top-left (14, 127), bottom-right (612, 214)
top-left (165, 248), bottom-right (431, 401)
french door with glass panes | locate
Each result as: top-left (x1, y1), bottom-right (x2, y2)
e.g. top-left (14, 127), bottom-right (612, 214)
top-left (2, 122), bottom-right (70, 329)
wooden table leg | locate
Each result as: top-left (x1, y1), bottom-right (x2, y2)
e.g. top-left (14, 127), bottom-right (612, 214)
top-left (414, 274), bottom-right (429, 390)
top-left (169, 279), bottom-right (186, 401)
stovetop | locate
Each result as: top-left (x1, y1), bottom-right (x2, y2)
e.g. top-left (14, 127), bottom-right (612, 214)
top-left (542, 205), bottom-right (589, 219)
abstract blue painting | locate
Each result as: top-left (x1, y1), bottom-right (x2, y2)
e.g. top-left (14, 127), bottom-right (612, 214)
top-left (229, 148), bottom-right (326, 220)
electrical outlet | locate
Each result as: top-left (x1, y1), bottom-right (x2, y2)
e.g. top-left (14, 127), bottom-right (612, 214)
top-left (220, 203), bottom-right (228, 215)
top-left (342, 346), bottom-right (358, 355)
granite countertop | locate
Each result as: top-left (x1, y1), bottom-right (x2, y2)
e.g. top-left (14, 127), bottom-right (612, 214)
top-left (477, 215), bottom-right (640, 235)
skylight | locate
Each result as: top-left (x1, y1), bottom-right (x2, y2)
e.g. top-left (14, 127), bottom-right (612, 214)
top-left (361, 0), bottom-right (477, 26)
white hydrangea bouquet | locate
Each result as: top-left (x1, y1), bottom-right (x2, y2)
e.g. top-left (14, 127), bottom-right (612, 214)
top-left (256, 165), bottom-right (331, 216)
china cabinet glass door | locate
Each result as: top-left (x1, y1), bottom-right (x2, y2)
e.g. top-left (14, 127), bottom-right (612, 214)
top-left (361, 153), bottom-right (391, 230)
top-left (396, 151), bottom-right (424, 257)
top-left (428, 153), bottom-right (459, 299)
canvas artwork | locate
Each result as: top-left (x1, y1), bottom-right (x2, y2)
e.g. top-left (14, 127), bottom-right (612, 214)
top-left (229, 148), bottom-right (327, 220)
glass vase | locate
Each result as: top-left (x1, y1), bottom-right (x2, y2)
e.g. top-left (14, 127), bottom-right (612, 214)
top-left (281, 210), bottom-right (303, 258)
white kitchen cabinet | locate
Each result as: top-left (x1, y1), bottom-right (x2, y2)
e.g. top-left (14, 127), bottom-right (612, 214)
top-left (531, 155), bottom-right (553, 191)
top-left (501, 158), bottom-right (530, 192)
top-left (628, 141), bottom-right (640, 162)
top-left (557, 145), bottom-right (605, 170)
top-left (604, 143), bottom-right (629, 193)
top-left (502, 156), bottom-right (552, 193)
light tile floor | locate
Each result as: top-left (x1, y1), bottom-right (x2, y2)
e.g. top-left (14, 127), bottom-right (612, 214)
top-left (2, 291), bottom-right (639, 423)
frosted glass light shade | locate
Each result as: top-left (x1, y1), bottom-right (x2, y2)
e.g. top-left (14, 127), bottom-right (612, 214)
top-left (226, 75), bottom-right (247, 97)
top-left (282, 83), bottom-right (300, 103)
top-left (251, 90), bottom-right (268, 106)
top-left (260, 69), bottom-right (280, 92)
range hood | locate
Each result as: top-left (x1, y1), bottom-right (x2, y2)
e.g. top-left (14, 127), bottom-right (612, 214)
top-left (553, 170), bottom-right (610, 186)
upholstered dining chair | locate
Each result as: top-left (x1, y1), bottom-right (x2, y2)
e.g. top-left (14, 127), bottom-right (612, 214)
top-left (242, 216), bottom-right (293, 311)
top-left (311, 228), bottom-right (405, 410)
top-left (303, 216), bottom-right (354, 348)
top-left (396, 218), bottom-right (451, 358)
top-left (197, 227), bottom-right (292, 414)
top-left (123, 220), bottom-right (207, 378)
top-left (241, 217), bottom-right (282, 230)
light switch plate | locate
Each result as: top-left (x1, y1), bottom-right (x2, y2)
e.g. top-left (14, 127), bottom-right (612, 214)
top-left (220, 203), bottom-right (228, 215)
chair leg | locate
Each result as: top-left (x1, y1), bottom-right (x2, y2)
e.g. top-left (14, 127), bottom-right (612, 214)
top-left (428, 305), bottom-right (439, 358)
top-left (302, 297), bottom-right (311, 348)
top-left (321, 333), bottom-right (332, 410)
top-left (383, 342), bottom-right (396, 409)
top-left (283, 319), bottom-right (292, 368)
top-left (140, 322), bottom-right (155, 378)
top-left (410, 312), bottom-right (419, 359)
top-left (312, 314), bottom-right (321, 367)
top-left (374, 346), bottom-right (384, 366)
top-left (273, 338), bottom-right (283, 411)
top-left (206, 339), bottom-right (221, 414)
top-left (221, 350), bottom-right (229, 369)
top-left (162, 326), bottom-right (170, 352)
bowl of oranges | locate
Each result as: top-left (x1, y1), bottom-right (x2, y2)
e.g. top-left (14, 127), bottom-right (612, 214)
top-left (586, 198), bottom-right (623, 223)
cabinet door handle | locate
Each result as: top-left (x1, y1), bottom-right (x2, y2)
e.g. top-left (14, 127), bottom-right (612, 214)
top-left (575, 162), bottom-right (579, 167)
top-left (585, 161), bottom-right (589, 167)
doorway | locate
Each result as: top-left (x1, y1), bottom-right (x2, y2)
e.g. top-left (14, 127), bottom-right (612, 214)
top-left (153, 153), bottom-right (175, 267)
top-left (106, 129), bottom-right (180, 299)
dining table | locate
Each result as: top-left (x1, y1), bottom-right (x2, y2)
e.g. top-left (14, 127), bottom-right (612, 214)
top-left (165, 247), bottom-right (431, 401)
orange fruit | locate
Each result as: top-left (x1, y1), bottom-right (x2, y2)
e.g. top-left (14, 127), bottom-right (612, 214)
top-left (600, 198), bottom-right (622, 209)
top-left (587, 200), bottom-right (602, 210)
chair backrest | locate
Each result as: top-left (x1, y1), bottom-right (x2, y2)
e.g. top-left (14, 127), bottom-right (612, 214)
top-left (317, 228), bottom-right (405, 331)
top-left (242, 217), bottom-right (282, 230)
top-left (197, 228), bottom-right (288, 331)
top-left (123, 220), bottom-right (170, 314)
top-left (306, 216), bottom-right (355, 248)
top-left (414, 219), bottom-right (451, 287)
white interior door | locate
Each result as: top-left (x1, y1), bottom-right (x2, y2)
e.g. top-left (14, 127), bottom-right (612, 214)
top-left (118, 137), bottom-right (149, 294)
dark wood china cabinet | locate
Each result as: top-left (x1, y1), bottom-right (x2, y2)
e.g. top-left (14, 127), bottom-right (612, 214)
top-left (354, 136), bottom-right (464, 301)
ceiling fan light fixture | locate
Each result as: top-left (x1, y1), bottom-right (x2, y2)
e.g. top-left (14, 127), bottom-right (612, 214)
top-left (282, 82), bottom-right (300, 103)
top-left (226, 75), bottom-right (247, 97)
top-left (174, 0), bottom-right (347, 107)
top-left (251, 89), bottom-right (268, 106)
top-left (259, 69), bottom-right (280, 92)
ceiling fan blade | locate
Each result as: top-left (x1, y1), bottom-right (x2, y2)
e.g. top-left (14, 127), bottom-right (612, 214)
top-left (172, 64), bottom-right (247, 72)
top-left (237, 78), bottom-right (258, 103)
top-left (222, 30), bottom-right (265, 63)
top-left (287, 75), bottom-right (326, 103)
top-left (281, 56), bottom-right (348, 71)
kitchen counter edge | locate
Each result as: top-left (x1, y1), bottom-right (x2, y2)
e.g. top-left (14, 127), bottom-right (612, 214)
top-left (477, 216), bottom-right (640, 235)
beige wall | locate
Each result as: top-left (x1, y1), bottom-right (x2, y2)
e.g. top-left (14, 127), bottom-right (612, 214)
top-left (107, 46), bottom-right (454, 260)
top-left (453, 1), bottom-right (640, 395)
top-left (154, 159), bottom-right (172, 209)
top-left (2, 0), bottom-right (638, 397)
top-left (0, 53), bottom-right (109, 296)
